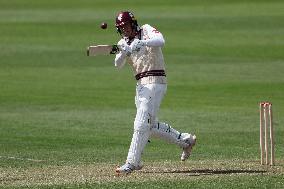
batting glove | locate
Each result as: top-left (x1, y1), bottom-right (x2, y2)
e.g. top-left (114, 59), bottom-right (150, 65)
top-left (130, 39), bottom-right (145, 52)
top-left (120, 43), bottom-right (132, 56)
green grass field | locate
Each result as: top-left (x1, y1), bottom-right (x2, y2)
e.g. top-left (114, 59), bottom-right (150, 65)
top-left (0, 0), bottom-right (284, 188)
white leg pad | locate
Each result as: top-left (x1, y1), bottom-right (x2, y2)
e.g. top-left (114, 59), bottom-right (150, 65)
top-left (126, 129), bottom-right (150, 167)
top-left (151, 122), bottom-right (189, 148)
top-left (126, 108), bottom-right (151, 167)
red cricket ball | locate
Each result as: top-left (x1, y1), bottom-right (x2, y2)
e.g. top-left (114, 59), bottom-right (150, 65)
top-left (100, 22), bottom-right (107, 29)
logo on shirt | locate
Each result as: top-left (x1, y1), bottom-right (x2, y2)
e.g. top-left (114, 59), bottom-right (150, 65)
top-left (118, 13), bottom-right (123, 21)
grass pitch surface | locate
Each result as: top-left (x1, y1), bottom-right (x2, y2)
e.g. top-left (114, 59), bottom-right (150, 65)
top-left (0, 0), bottom-right (284, 188)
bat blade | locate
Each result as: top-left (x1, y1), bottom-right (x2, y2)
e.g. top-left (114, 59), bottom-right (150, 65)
top-left (87, 45), bottom-right (119, 56)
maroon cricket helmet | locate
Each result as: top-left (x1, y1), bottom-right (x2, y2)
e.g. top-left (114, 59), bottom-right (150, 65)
top-left (115, 11), bottom-right (138, 34)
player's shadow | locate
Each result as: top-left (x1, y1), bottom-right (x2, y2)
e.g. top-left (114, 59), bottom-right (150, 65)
top-left (143, 169), bottom-right (266, 175)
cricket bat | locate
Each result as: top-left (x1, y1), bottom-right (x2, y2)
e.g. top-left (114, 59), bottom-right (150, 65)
top-left (87, 45), bottom-right (119, 56)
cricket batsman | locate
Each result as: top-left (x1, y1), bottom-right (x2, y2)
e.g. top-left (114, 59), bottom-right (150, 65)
top-left (114, 11), bottom-right (196, 174)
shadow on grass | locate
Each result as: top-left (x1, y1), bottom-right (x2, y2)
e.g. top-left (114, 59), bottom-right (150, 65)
top-left (143, 169), bottom-right (267, 175)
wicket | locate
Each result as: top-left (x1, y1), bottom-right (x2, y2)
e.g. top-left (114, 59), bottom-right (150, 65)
top-left (259, 102), bottom-right (275, 166)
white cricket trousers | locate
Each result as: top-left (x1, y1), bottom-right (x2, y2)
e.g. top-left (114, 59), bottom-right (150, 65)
top-left (126, 83), bottom-right (189, 167)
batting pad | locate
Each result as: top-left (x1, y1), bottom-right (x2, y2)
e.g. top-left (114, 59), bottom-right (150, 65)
top-left (126, 129), bottom-right (150, 167)
top-left (126, 108), bottom-right (151, 167)
top-left (151, 122), bottom-right (189, 148)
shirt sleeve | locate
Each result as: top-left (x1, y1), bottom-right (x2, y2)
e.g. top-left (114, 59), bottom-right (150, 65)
top-left (142, 24), bottom-right (165, 47)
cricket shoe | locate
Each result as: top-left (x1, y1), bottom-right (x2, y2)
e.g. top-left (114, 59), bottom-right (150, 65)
top-left (115, 162), bottom-right (143, 175)
top-left (181, 134), bottom-right (196, 161)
